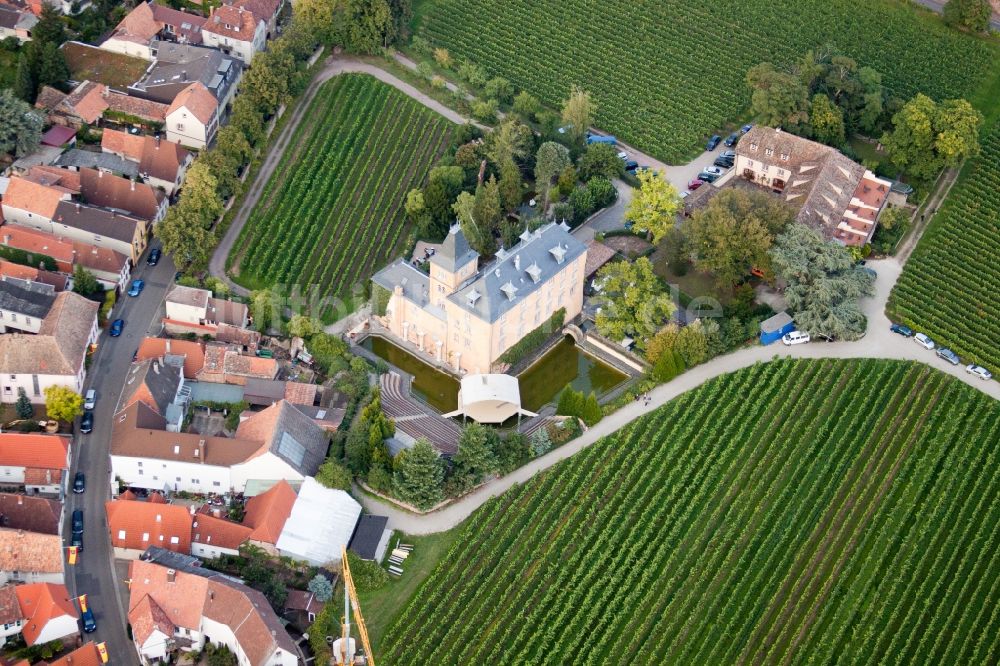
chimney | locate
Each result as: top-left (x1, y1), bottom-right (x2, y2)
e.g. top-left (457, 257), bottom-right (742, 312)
top-left (166, 569), bottom-right (175, 583)
top-left (130, 180), bottom-right (135, 191)
top-left (98, 170), bottom-right (102, 178)
top-left (154, 135), bottom-right (160, 148)
top-left (16, 496), bottom-right (22, 505)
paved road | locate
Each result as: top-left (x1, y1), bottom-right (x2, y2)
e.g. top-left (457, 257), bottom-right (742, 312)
top-left (64, 246), bottom-right (175, 665)
top-left (358, 254), bottom-right (1000, 535)
top-left (911, 0), bottom-right (1000, 30)
top-left (209, 56), bottom-right (483, 295)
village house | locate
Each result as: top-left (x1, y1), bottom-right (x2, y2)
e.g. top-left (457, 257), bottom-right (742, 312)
top-left (100, 129), bottom-right (193, 196)
top-left (373, 221), bottom-right (588, 375)
top-left (100, 0), bottom-right (204, 60)
top-left (13, 582), bottom-right (79, 646)
top-left (196, 344), bottom-right (277, 385)
top-left (0, 290), bottom-right (99, 403)
top-left (119, 358), bottom-right (189, 432)
top-left (0, 433), bottom-right (71, 497)
top-left (0, 528), bottom-right (64, 585)
top-left (201, 4), bottom-right (266, 64)
top-left (0, 226), bottom-right (132, 293)
top-left (47, 641), bottom-right (105, 666)
top-left (226, 0), bottom-right (283, 37)
top-left (0, 493), bottom-right (62, 535)
top-left (106, 497), bottom-right (193, 559)
top-left (135, 337), bottom-right (206, 379)
top-left (0, 279), bottom-right (57, 335)
top-left (35, 81), bottom-right (169, 130)
top-left (163, 284), bottom-right (250, 337)
top-left (0, 262), bottom-right (68, 292)
top-left (734, 126), bottom-right (893, 247)
top-left (0, 3), bottom-right (37, 43)
top-left (127, 557), bottom-right (298, 665)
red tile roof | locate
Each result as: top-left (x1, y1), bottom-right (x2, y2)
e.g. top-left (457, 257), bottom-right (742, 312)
top-left (78, 168), bottom-right (164, 221)
top-left (128, 594), bottom-right (175, 647)
top-left (284, 381), bottom-right (317, 406)
top-left (1, 177), bottom-right (69, 219)
top-left (40, 126), bottom-right (76, 148)
top-left (15, 583), bottom-right (78, 646)
top-left (230, 0), bottom-right (281, 23)
top-left (0, 528), bottom-right (63, 576)
top-left (106, 499), bottom-right (193, 554)
top-left (0, 260), bottom-right (67, 291)
top-left (127, 559), bottom-right (207, 631)
top-left (0, 226), bottom-right (73, 268)
top-left (0, 584), bottom-right (22, 625)
top-left (203, 4), bottom-right (261, 41)
top-left (136, 337), bottom-right (206, 379)
top-left (167, 82), bottom-right (217, 125)
top-left (192, 510), bottom-right (252, 550)
top-left (100, 129), bottom-right (190, 185)
top-left (0, 434), bottom-right (69, 470)
top-left (242, 479), bottom-right (295, 544)
top-left (45, 642), bottom-right (102, 666)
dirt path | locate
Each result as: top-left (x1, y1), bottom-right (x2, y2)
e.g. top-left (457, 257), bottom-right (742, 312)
top-left (895, 166), bottom-right (959, 263)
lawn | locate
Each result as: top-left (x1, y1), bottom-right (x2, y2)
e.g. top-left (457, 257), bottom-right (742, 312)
top-left (888, 124), bottom-right (1000, 374)
top-left (379, 358), bottom-right (1000, 664)
top-left (230, 74), bottom-right (454, 300)
top-left (61, 41), bottom-right (150, 88)
top-left (413, 0), bottom-right (1000, 163)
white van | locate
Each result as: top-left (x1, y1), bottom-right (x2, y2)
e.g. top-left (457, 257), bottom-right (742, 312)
top-left (914, 333), bottom-right (935, 350)
top-left (782, 331), bottom-right (810, 346)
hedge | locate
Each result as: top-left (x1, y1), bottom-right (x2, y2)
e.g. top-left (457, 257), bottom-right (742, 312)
top-left (498, 307), bottom-right (565, 366)
top-left (0, 246), bottom-right (58, 271)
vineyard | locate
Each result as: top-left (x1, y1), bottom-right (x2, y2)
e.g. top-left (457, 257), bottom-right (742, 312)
top-left (232, 74), bottom-right (453, 297)
top-left (381, 359), bottom-right (1000, 664)
top-left (890, 126), bottom-right (1000, 374)
top-left (414, 0), bottom-right (1000, 163)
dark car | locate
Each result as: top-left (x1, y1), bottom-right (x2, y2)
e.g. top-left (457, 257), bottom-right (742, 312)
top-left (714, 155), bottom-right (734, 168)
top-left (706, 135), bottom-right (722, 151)
top-left (721, 149), bottom-right (736, 159)
top-left (687, 178), bottom-right (705, 191)
top-left (73, 471), bottom-right (85, 494)
top-left (741, 124), bottom-right (753, 134)
top-left (147, 248), bottom-right (161, 266)
top-left (724, 133), bottom-right (739, 147)
top-left (81, 607), bottom-right (97, 633)
top-left (71, 531), bottom-right (83, 551)
top-left (698, 171), bottom-right (720, 183)
top-left (72, 509), bottom-right (83, 534)
top-left (624, 160), bottom-right (639, 171)
top-left (110, 319), bottom-right (124, 337)
top-left (890, 323), bottom-right (914, 337)
top-left (80, 410), bottom-right (94, 434)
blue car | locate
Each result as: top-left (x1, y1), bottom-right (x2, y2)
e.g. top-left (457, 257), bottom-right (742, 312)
top-left (706, 135), bottom-right (722, 151)
top-left (890, 323), bottom-right (914, 337)
top-left (741, 124), bottom-right (753, 134)
top-left (110, 319), bottom-right (124, 337)
top-left (127, 279), bottom-right (144, 297)
top-left (724, 133), bottom-right (739, 147)
top-left (81, 607), bottom-right (97, 633)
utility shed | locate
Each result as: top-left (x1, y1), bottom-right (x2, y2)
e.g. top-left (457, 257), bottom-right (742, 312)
top-left (760, 311), bottom-right (795, 345)
top-left (276, 477), bottom-right (361, 566)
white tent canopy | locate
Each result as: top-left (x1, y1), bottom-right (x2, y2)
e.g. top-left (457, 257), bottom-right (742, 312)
top-left (442, 374), bottom-right (537, 424)
top-left (276, 477), bottom-right (361, 566)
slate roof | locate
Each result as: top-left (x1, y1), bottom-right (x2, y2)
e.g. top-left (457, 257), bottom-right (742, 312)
top-left (119, 358), bottom-right (183, 416)
top-left (0, 261), bottom-right (67, 291)
top-left (235, 401), bottom-right (328, 477)
top-left (55, 148), bottom-right (140, 179)
top-left (0, 493), bottom-right (62, 535)
top-left (242, 378), bottom-right (286, 406)
top-left (371, 261), bottom-right (434, 314)
top-left (132, 41), bottom-right (239, 107)
top-left (349, 514), bottom-right (388, 561)
top-left (449, 222), bottom-right (586, 323)
top-left (53, 200), bottom-right (144, 244)
top-left (429, 222), bottom-right (478, 273)
top-left (0, 278), bottom-right (56, 319)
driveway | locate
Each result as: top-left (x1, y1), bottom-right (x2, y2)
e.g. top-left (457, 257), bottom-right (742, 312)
top-left (65, 245), bottom-right (176, 665)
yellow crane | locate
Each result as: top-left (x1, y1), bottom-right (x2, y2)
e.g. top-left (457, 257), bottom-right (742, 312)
top-left (334, 545), bottom-right (375, 666)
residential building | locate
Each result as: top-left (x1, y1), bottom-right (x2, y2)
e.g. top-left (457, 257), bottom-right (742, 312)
top-left (0, 226), bottom-right (131, 293)
top-left (14, 582), bottom-right (78, 646)
top-left (734, 126), bottom-right (893, 247)
top-left (0, 584), bottom-right (22, 645)
top-left (56, 148), bottom-right (141, 180)
top-left (0, 528), bottom-right (64, 584)
top-left (47, 642), bottom-right (104, 666)
top-left (164, 284), bottom-right (249, 335)
top-left (78, 168), bottom-right (168, 224)
top-left (106, 497), bottom-right (193, 559)
top-left (275, 477), bottom-right (360, 566)
top-left (111, 399), bottom-right (328, 495)
top-left (190, 507), bottom-right (251, 559)
top-left (197, 345), bottom-right (277, 385)
top-left (201, 4), bottom-right (266, 64)
top-left (0, 176), bottom-right (71, 227)
top-left (36, 81), bottom-right (169, 130)
top-left (283, 590), bottom-right (323, 632)
top-left (0, 279), bottom-right (56, 335)
top-left (0, 3), bottom-right (37, 42)
top-left (0, 433), bottom-right (70, 497)
top-left (100, 129), bottom-right (193, 196)
top-left (240, 478), bottom-right (294, 554)
top-left (227, 0), bottom-right (283, 37)
top-left (40, 126), bottom-right (77, 149)
top-left (119, 359), bottom-right (188, 432)
top-left (101, 0), bottom-right (204, 60)
top-left (164, 82), bottom-right (219, 149)
top-left (0, 291), bottom-right (99, 403)
top-left (127, 558), bottom-right (298, 665)
top-left (135, 337), bottom-right (206, 379)
top-left (50, 200), bottom-right (148, 262)
top-left (0, 261), bottom-right (69, 292)
top-left (0, 493), bottom-right (62, 535)
top-left (373, 221), bottom-right (588, 375)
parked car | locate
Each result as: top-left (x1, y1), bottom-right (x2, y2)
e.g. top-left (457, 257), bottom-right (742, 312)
top-left (127, 279), bottom-right (144, 297)
top-left (617, 151), bottom-right (629, 160)
top-left (147, 248), bottom-right (161, 265)
top-left (80, 410), bottom-right (94, 434)
top-left (586, 134), bottom-right (617, 145)
top-left (782, 331), bottom-right (811, 345)
top-left (83, 389), bottom-right (96, 410)
top-left (624, 160), bottom-right (639, 171)
top-left (706, 134), bottom-right (722, 150)
top-left (70, 531), bottom-right (83, 551)
top-left (73, 471), bottom-right (85, 494)
top-left (966, 364), bottom-right (993, 380)
top-left (698, 171), bottom-right (720, 183)
top-left (914, 332), bottom-right (935, 350)
top-left (688, 178), bottom-right (705, 191)
top-left (713, 155), bottom-right (734, 168)
top-left (72, 509), bottom-right (83, 534)
top-left (937, 348), bottom-right (960, 365)
top-left (724, 133), bottom-right (739, 147)
top-left (741, 124), bottom-right (753, 134)
top-left (110, 319), bottom-right (124, 337)
top-left (890, 323), bottom-right (914, 337)
top-left (702, 166), bottom-right (724, 177)
top-left (721, 149), bottom-right (736, 159)
top-left (81, 607), bottom-right (97, 633)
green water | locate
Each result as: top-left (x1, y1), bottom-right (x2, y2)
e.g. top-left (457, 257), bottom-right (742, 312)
top-left (517, 337), bottom-right (627, 411)
top-left (363, 336), bottom-right (627, 414)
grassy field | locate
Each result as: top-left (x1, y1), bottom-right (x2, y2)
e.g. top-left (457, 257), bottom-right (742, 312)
top-left (889, 125), bottom-right (1000, 374)
top-left (62, 41), bottom-right (150, 88)
top-left (231, 74), bottom-right (453, 296)
top-left (380, 358), bottom-right (1000, 664)
top-left (414, 0), bottom-right (1000, 163)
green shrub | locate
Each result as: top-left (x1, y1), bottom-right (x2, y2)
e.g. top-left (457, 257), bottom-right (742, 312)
top-left (498, 308), bottom-right (566, 366)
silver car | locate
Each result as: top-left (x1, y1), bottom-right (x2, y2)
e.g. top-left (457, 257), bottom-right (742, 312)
top-left (966, 364), bottom-right (993, 381)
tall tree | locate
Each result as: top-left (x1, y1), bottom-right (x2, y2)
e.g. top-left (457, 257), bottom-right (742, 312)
top-left (770, 224), bottom-right (875, 341)
top-left (71, 265), bottom-right (100, 296)
top-left (484, 118), bottom-right (534, 167)
top-left (534, 141), bottom-right (572, 207)
top-left (943, 0), bottom-right (991, 32)
top-left (472, 176), bottom-right (502, 249)
top-left (392, 438), bottom-right (444, 510)
top-left (681, 189), bottom-right (794, 288)
top-left (452, 424), bottom-right (498, 489)
top-left (746, 62), bottom-right (810, 130)
top-left (498, 159), bottom-right (523, 214)
top-left (178, 162), bottom-right (224, 224)
top-left (881, 94), bottom-right (982, 180)
top-left (809, 93), bottom-right (845, 146)
top-left (157, 206), bottom-right (217, 269)
top-left (15, 388), bottom-right (33, 420)
top-left (0, 88), bottom-right (43, 157)
top-left (560, 85), bottom-right (594, 145)
top-left (31, 5), bottom-right (66, 45)
top-left (625, 169), bottom-right (682, 244)
top-left (36, 42), bottom-right (69, 92)
top-left (593, 257), bottom-right (676, 346)
top-left (577, 142), bottom-right (625, 181)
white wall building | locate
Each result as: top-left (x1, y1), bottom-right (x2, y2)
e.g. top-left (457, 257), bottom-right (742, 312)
top-left (276, 477), bottom-right (361, 566)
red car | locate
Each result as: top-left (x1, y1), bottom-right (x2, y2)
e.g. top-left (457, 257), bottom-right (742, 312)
top-left (688, 178), bottom-right (705, 191)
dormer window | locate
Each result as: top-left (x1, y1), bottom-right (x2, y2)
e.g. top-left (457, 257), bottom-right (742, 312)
top-left (500, 282), bottom-right (518, 301)
top-left (780, 153), bottom-right (789, 161)
top-left (549, 245), bottom-right (566, 264)
top-left (750, 142), bottom-right (758, 151)
top-left (525, 262), bottom-right (542, 284)
top-left (467, 288), bottom-right (481, 307)
top-left (765, 148), bottom-right (774, 157)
